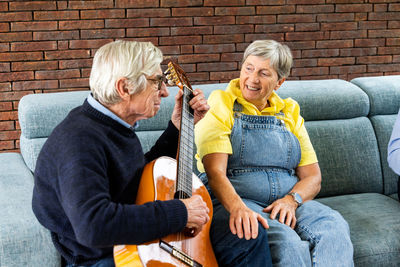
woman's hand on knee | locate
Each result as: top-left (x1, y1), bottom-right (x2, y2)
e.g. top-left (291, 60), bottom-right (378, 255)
top-left (229, 203), bottom-right (269, 240)
top-left (263, 197), bottom-right (297, 229)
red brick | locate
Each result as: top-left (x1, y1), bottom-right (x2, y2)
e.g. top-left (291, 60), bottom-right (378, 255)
top-left (0, 130), bottom-right (20, 141)
top-left (45, 50), bottom-right (90, 60)
top-left (171, 26), bottom-right (212, 36)
top-left (374, 4), bottom-right (387, 12)
top-left (159, 46), bottom-right (180, 55)
top-left (186, 72), bottom-right (209, 82)
top-left (215, 7), bottom-right (255, 16)
top-left (0, 102), bottom-right (12, 111)
top-left (116, 0), bottom-right (158, 8)
top-left (194, 44), bottom-right (235, 54)
top-left (388, 21), bottom-right (400, 29)
top-left (257, 5), bottom-right (295, 15)
top-left (355, 38), bottom-right (385, 47)
top-left (13, 80), bottom-right (58, 90)
top-left (127, 28), bottom-right (170, 37)
top-left (221, 52), bottom-right (243, 62)
top-left (369, 29), bottom-right (400, 38)
top-left (0, 32), bottom-right (32, 42)
top-left (0, 23), bottom-right (9, 32)
top-left (293, 59), bottom-right (317, 68)
top-left (81, 9), bottom-right (125, 19)
top-left (105, 18), bottom-right (149, 28)
top-left (247, 0), bottom-right (285, 4)
top-left (34, 31), bottom-right (80, 41)
top-left (57, 1), bottom-right (68, 10)
top-left (160, 36), bottom-right (202, 46)
top-left (389, 3), bottom-right (400, 11)
top-left (178, 54), bottom-right (220, 64)
top-left (297, 5), bottom-right (334, 13)
top-left (0, 71), bottom-right (34, 82)
top-left (12, 61), bottom-right (58, 71)
top-left (204, 34), bottom-right (244, 44)
top-left (0, 12), bottom-right (32, 21)
top-left (11, 41), bottom-right (57, 52)
top-left (330, 65), bottom-right (366, 75)
top-left (278, 14), bottom-right (315, 23)
top-left (0, 121), bottom-right (14, 131)
top-left (326, 0), bottom-right (364, 3)
top-left (59, 59), bottom-right (93, 69)
top-left (58, 41), bottom-right (68, 50)
top-left (210, 71), bottom-right (240, 81)
top-left (387, 38), bottom-right (400, 46)
top-left (0, 83), bottom-right (11, 91)
top-left (378, 47), bottom-right (400, 55)
top-left (368, 12), bottom-right (398, 20)
top-left (214, 25), bottom-right (254, 34)
top-left (340, 48), bottom-right (377, 57)
top-left (9, 1), bottom-right (56, 11)
top-left (357, 55), bottom-right (392, 64)
top-left (180, 45), bottom-right (193, 54)
top-left (0, 91), bottom-right (32, 101)
top-left (355, 13), bottom-right (368, 21)
top-left (292, 67), bottom-right (329, 76)
top-left (0, 141), bottom-right (14, 150)
top-left (60, 78), bottom-right (89, 88)
top-left (194, 16), bottom-right (235, 25)
top-left (330, 30), bottom-right (367, 39)
top-left (0, 43), bottom-right (8, 52)
top-left (204, 0), bottom-right (244, 6)
top-left (316, 40), bottom-right (353, 49)
top-left (35, 69), bottom-right (80, 80)
top-left (256, 24), bottom-right (294, 33)
top-left (321, 22), bottom-right (357, 31)
top-left (0, 2), bottom-right (7, 11)
top-left (197, 62), bottom-right (237, 72)
top-left (68, 0), bottom-right (113, 9)
top-left (336, 4), bottom-right (372, 12)
top-left (368, 64), bottom-right (400, 73)
top-left (160, 0), bottom-right (202, 7)
top-left (172, 7), bottom-right (213, 17)
top-left (59, 20), bottom-right (104, 30)
top-left (34, 10), bottom-right (79, 20)
top-left (127, 8), bottom-right (170, 18)
top-left (0, 111), bottom-right (18, 121)
top-left (286, 32), bottom-right (325, 41)
top-left (124, 37), bottom-right (158, 45)
top-left (285, 41), bottom-right (316, 50)
top-left (81, 68), bottom-right (91, 78)
top-left (317, 13), bottom-right (354, 22)
top-left (318, 57), bottom-right (355, 66)
top-left (0, 52), bottom-right (42, 62)
top-left (245, 33), bottom-right (284, 43)
top-left (287, 0), bottom-right (325, 3)
top-left (81, 29), bottom-right (125, 39)
top-left (0, 63), bottom-right (10, 72)
top-left (394, 55), bottom-right (400, 63)
top-left (151, 18), bottom-right (193, 27)
top-left (236, 15), bottom-right (276, 24)
top-left (359, 21), bottom-right (387, 30)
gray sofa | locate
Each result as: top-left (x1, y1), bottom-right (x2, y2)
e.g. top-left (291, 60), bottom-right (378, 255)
top-left (1, 76), bottom-right (399, 266)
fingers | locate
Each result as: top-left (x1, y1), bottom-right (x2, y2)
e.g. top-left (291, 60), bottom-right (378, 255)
top-left (263, 201), bottom-right (297, 229)
top-left (229, 208), bottom-right (267, 240)
top-left (181, 195), bottom-right (210, 233)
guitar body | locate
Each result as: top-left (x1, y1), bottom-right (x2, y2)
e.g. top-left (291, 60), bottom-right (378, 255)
top-left (114, 157), bottom-right (217, 267)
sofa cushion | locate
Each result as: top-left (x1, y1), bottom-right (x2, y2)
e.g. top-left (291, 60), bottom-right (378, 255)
top-left (279, 79), bottom-right (370, 121)
top-left (306, 117), bottom-right (382, 197)
top-left (0, 153), bottom-right (60, 267)
top-left (317, 193), bottom-right (400, 266)
top-left (351, 75), bottom-right (400, 116)
top-left (370, 115), bottom-right (398, 196)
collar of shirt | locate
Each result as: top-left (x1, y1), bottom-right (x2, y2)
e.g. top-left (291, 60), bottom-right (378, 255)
top-left (226, 78), bottom-right (285, 115)
top-left (87, 93), bottom-right (139, 130)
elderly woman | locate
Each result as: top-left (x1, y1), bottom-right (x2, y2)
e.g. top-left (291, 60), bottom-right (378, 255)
top-left (32, 40), bottom-right (211, 267)
top-left (195, 40), bottom-right (354, 266)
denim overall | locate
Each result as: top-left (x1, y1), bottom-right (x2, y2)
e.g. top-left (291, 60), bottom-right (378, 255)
top-left (204, 101), bottom-right (354, 267)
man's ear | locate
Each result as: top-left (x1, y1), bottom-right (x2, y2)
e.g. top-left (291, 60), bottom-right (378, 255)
top-left (115, 78), bottom-right (130, 100)
top-left (275, 78), bottom-right (286, 91)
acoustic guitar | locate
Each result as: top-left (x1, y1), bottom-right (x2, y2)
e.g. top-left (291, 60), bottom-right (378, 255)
top-left (113, 62), bottom-right (218, 267)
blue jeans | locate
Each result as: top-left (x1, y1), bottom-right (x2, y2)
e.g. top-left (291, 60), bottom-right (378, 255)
top-left (66, 257), bottom-right (114, 267)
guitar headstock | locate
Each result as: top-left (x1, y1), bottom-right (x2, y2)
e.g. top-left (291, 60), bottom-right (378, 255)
top-left (165, 61), bottom-right (193, 91)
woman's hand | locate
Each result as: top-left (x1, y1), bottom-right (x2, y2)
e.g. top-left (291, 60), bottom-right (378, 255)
top-left (229, 201), bottom-right (269, 240)
top-left (263, 195), bottom-right (298, 229)
top-left (171, 89), bottom-right (209, 129)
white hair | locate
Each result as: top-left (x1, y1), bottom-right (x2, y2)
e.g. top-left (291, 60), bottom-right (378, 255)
top-left (243, 40), bottom-right (293, 80)
top-left (89, 40), bottom-right (163, 105)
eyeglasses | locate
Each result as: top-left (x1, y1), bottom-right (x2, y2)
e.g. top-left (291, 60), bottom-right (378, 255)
top-left (147, 74), bottom-right (167, 91)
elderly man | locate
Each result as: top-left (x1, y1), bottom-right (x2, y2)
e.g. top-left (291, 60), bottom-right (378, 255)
top-left (32, 40), bottom-right (210, 267)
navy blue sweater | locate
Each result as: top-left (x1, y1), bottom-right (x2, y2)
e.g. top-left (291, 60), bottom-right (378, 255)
top-left (32, 100), bottom-right (188, 265)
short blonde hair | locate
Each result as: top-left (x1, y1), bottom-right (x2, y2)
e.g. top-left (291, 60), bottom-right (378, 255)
top-left (243, 40), bottom-right (293, 80)
top-left (89, 40), bottom-right (163, 105)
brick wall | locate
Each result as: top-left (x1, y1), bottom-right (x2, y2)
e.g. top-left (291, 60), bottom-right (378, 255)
top-left (0, 0), bottom-right (400, 152)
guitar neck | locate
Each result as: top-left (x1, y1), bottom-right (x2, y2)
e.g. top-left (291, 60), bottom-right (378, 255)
top-left (175, 85), bottom-right (194, 199)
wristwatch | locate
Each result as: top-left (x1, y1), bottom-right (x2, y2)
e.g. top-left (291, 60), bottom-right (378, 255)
top-left (288, 192), bottom-right (303, 207)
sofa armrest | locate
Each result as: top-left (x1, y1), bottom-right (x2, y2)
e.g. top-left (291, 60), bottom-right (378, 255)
top-left (0, 153), bottom-right (61, 267)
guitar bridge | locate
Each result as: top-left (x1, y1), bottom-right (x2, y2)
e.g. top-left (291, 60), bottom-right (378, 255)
top-left (159, 240), bottom-right (202, 267)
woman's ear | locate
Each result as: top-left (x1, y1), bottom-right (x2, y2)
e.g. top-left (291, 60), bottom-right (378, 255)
top-left (275, 78), bottom-right (286, 91)
top-left (115, 78), bottom-right (130, 100)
